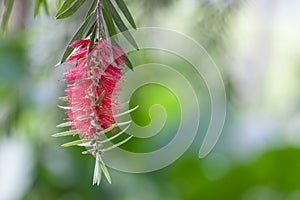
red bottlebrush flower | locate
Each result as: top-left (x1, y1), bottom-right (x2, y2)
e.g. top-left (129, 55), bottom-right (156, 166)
top-left (63, 38), bottom-right (125, 139)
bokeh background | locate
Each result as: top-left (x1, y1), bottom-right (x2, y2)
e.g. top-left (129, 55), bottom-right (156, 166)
top-left (1, 0), bottom-right (300, 199)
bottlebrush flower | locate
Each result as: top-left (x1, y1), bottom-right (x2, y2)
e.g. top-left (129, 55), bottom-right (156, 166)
top-left (54, 38), bottom-right (138, 186)
top-left (64, 38), bottom-right (125, 138)
top-left (53, 0), bottom-right (138, 186)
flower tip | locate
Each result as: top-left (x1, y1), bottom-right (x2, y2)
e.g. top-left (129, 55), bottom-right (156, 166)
top-left (55, 62), bottom-right (62, 67)
top-left (69, 39), bottom-right (90, 48)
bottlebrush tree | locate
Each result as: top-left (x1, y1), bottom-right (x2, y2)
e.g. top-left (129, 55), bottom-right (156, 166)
top-left (1, 0), bottom-right (138, 186)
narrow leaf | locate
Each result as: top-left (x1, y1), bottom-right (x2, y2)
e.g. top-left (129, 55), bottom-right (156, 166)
top-left (97, 164), bottom-right (102, 186)
top-left (52, 130), bottom-right (77, 137)
top-left (100, 124), bottom-right (130, 143)
top-left (123, 54), bottom-right (133, 70)
top-left (34, 0), bottom-right (41, 17)
top-left (93, 158), bottom-right (99, 185)
top-left (61, 139), bottom-right (91, 147)
top-left (100, 162), bottom-right (111, 184)
top-left (97, 124), bottom-right (116, 135)
top-left (86, 23), bottom-right (96, 66)
top-left (88, 24), bottom-right (97, 53)
top-left (114, 105), bottom-right (138, 117)
top-left (115, 0), bottom-right (136, 29)
top-left (60, 12), bottom-right (96, 63)
top-left (106, 0), bottom-right (138, 49)
top-left (56, 0), bottom-right (62, 8)
top-left (102, 135), bottom-right (133, 152)
top-left (57, 105), bottom-right (72, 110)
top-left (77, 142), bottom-right (93, 147)
top-left (58, 96), bottom-right (69, 102)
top-left (56, 0), bottom-right (86, 19)
top-left (111, 40), bottom-right (133, 70)
top-left (42, 0), bottom-right (50, 15)
top-left (85, 21), bottom-right (96, 38)
top-left (56, 0), bottom-right (74, 17)
top-left (82, 149), bottom-right (93, 154)
top-left (102, 0), bottom-right (117, 36)
top-left (76, 115), bottom-right (89, 120)
top-left (1, 0), bottom-right (14, 33)
top-left (96, 91), bottom-right (105, 105)
top-left (85, 0), bottom-right (97, 20)
top-left (56, 122), bottom-right (72, 128)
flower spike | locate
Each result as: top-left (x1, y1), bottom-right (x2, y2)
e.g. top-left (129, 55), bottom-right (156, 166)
top-left (55, 37), bottom-right (138, 185)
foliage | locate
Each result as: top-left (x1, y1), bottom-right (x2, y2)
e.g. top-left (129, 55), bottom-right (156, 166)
top-left (1, 0), bottom-right (15, 33)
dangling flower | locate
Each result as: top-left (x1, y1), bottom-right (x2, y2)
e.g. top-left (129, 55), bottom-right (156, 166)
top-left (53, 0), bottom-right (138, 187)
top-left (64, 38), bottom-right (125, 138)
top-left (54, 38), bottom-right (138, 185)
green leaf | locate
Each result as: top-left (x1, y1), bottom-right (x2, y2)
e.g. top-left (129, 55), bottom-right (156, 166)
top-left (114, 0), bottom-right (136, 29)
top-left (123, 54), bottom-right (133, 70)
top-left (52, 130), bottom-right (77, 137)
top-left (34, 0), bottom-right (49, 17)
top-left (61, 139), bottom-right (91, 147)
top-left (97, 167), bottom-right (102, 186)
top-left (85, 21), bottom-right (96, 38)
top-left (100, 162), bottom-right (111, 184)
top-left (56, 0), bottom-right (73, 16)
top-left (111, 40), bottom-right (133, 70)
top-left (85, 0), bottom-right (97, 20)
top-left (106, 0), bottom-right (138, 49)
top-left (56, 0), bottom-right (86, 19)
top-left (56, 122), bottom-right (72, 128)
top-left (96, 91), bottom-right (105, 105)
top-left (42, 0), bottom-right (50, 15)
top-left (102, 0), bottom-right (117, 36)
top-left (60, 12), bottom-right (96, 63)
top-left (96, 161), bottom-right (102, 186)
top-left (58, 96), bottom-right (69, 102)
top-left (87, 23), bottom-right (96, 65)
top-left (88, 24), bottom-right (97, 53)
top-left (56, 0), bottom-right (62, 8)
top-left (1, 0), bottom-right (14, 33)
top-left (34, 0), bottom-right (41, 17)
top-left (97, 163), bottom-right (102, 186)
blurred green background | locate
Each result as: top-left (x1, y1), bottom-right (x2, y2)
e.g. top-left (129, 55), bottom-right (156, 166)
top-left (1, 0), bottom-right (300, 199)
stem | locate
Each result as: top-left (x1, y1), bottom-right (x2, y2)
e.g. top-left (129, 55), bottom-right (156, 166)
top-left (97, 0), bottom-right (102, 39)
top-left (97, 0), bottom-right (113, 64)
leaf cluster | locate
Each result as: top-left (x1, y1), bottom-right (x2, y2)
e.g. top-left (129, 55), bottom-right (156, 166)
top-left (55, 0), bottom-right (137, 66)
top-left (1, 0), bottom-right (51, 34)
